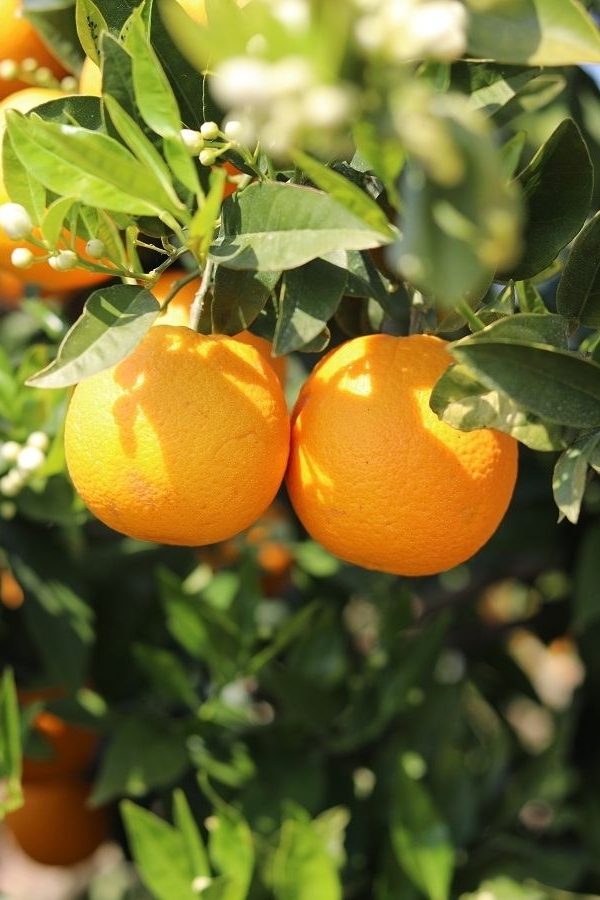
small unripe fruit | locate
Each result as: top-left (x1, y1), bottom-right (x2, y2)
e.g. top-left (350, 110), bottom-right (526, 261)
top-left (10, 247), bottom-right (34, 269)
top-left (34, 66), bottom-right (52, 85)
top-left (0, 470), bottom-right (25, 497)
top-left (21, 58), bottom-right (38, 74)
top-left (223, 119), bottom-right (243, 141)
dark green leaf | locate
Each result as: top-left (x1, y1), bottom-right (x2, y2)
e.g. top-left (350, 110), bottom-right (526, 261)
top-left (501, 131), bottom-right (527, 180)
top-left (211, 182), bottom-right (388, 272)
top-left (121, 800), bottom-right (198, 900)
top-left (274, 259), bottom-right (346, 355)
top-left (574, 523), bottom-right (600, 631)
top-left (391, 764), bottom-right (455, 900)
top-left (0, 669), bottom-right (22, 815)
top-left (458, 312), bottom-right (569, 349)
top-left (212, 268), bottom-right (280, 335)
top-left (557, 212), bottom-right (600, 327)
top-left (23, 1), bottom-right (83, 74)
top-left (451, 340), bottom-right (600, 429)
top-left (93, 719), bottom-right (189, 805)
top-left (466, 0), bottom-right (600, 65)
top-left (26, 285), bottom-right (160, 389)
top-left (502, 120), bottom-right (593, 280)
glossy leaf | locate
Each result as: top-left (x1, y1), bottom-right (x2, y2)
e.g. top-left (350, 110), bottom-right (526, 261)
top-left (210, 182), bottom-right (387, 272)
top-left (451, 341), bottom-right (600, 429)
top-left (23, 1), bottom-right (83, 74)
top-left (503, 119), bottom-right (593, 280)
top-left (271, 816), bottom-right (343, 900)
top-left (6, 112), bottom-right (181, 218)
top-left (190, 168), bottom-right (227, 261)
top-left (26, 285), bottom-right (160, 389)
top-left (391, 764), bottom-right (455, 900)
top-left (121, 801), bottom-right (198, 900)
top-left (557, 212), bottom-right (600, 327)
top-left (274, 259), bottom-right (347, 355)
top-left (458, 312), bottom-right (569, 349)
top-left (2, 132), bottom-right (45, 223)
top-left (552, 432), bottom-right (600, 524)
top-left (466, 0), bottom-right (600, 65)
top-left (212, 268), bottom-right (280, 335)
top-left (76, 0), bottom-right (108, 65)
top-left (41, 197), bottom-right (76, 248)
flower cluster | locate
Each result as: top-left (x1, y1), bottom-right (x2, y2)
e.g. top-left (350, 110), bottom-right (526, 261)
top-left (0, 431), bottom-right (49, 512)
top-left (354, 0), bottom-right (469, 62)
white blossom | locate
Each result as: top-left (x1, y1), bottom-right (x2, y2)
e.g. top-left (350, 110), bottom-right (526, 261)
top-left (16, 445), bottom-right (45, 474)
top-left (85, 239), bottom-right (105, 259)
top-left (10, 247), bottom-right (34, 269)
top-left (49, 250), bottom-right (77, 271)
top-left (0, 203), bottom-right (33, 240)
top-left (26, 432), bottom-right (49, 452)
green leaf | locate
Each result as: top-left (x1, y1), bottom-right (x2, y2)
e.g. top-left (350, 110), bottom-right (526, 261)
top-left (6, 112), bottom-right (182, 219)
top-left (212, 268), bottom-right (280, 335)
top-left (557, 212), bottom-right (600, 327)
top-left (274, 259), bottom-right (347, 355)
top-left (352, 121), bottom-right (405, 206)
top-left (552, 432), bottom-right (600, 524)
top-left (2, 132), bottom-right (46, 223)
top-left (451, 340), bottom-right (600, 429)
top-left (103, 95), bottom-right (182, 210)
top-left (0, 669), bottom-right (22, 817)
top-left (574, 523), bottom-right (600, 631)
top-left (458, 312), bottom-right (569, 349)
top-left (466, 0), bottom-right (600, 65)
top-left (293, 150), bottom-right (395, 239)
top-left (133, 644), bottom-right (198, 710)
top-left (121, 801), bottom-right (198, 900)
top-left (173, 790), bottom-right (211, 879)
top-left (271, 816), bottom-right (343, 900)
top-left (210, 182), bottom-right (388, 272)
top-left (207, 797), bottom-right (254, 900)
top-left (123, 7), bottom-right (182, 138)
top-left (26, 285), bottom-right (160, 389)
top-left (430, 362), bottom-right (564, 451)
top-left (190, 168), bottom-right (227, 261)
top-left (93, 719), bottom-right (189, 806)
top-left (500, 131), bottom-right (527, 180)
top-left (390, 764), bottom-right (455, 900)
top-left (502, 119), bottom-right (593, 281)
top-left (76, 0), bottom-right (109, 65)
top-left (34, 94), bottom-right (103, 131)
top-left (41, 196), bottom-right (76, 248)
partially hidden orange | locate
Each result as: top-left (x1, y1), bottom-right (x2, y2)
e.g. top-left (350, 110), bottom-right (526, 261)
top-left (152, 270), bottom-right (287, 386)
top-left (0, 0), bottom-right (68, 100)
top-left (5, 780), bottom-right (109, 866)
top-left (286, 334), bottom-right (518, 576)
top-left (65, 326), bottom-right (290, 545)
top-left (78, 56), bottom-right (101, 96)
top-left (19, 686), bottom-right (97, 781)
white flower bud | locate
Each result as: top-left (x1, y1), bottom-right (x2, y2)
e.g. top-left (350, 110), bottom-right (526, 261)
top-left (85, 239), bottom-right (105, 259)
top-left (407, 1), bottom-right (469, 60)
top-left (16, 445), bottom-right (45, 474)
top-left (200, 121), bottom-right (219, 140)
top-left (223, 119), bottom-right (243, 142)
top-left (21, 58), bottom-right (38, 74)
top-left (0, 60), bottom-right (18, 81)
top-left (271, 57), bottom-right (314, 98)
top-left (273, 0), bottom-right (310, 30)
top-left (10, 247), bottom-right (34, 269)
top-left (60, 75), bottom-right (78, 92)
top-left (34, 66), bottom-right (52, 85)
top-left (48, 250), bottom-right (77, 271)
top-left (0, 203), bottom-right (33, 240)
top-left (0, 470), bottom-right (25, 497)
top-left (26, 432), bottom-right (49, 452)
top-left (212, 57), bottom-right (273, 108)
top-left (180, 128), bottom-right (204, 154)
top-left (199, 148), bottom-right (218, 166)
top-left (302, 85), bottom-right (354, 128)
top-left (0, 501), bottom-right (16, 520)
top-left (1, 442), bottom-right (21, 464)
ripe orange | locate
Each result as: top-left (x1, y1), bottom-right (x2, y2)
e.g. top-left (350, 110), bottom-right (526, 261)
top-left (286, 334), bottom-right (518, 576)
top-left (152, 270), bottom-right (287, 386)
top-left (222, 160), bottom-right (243, 199)
top-left (5, 780), bottom-right (109, 866)
top-left (78, 56), bottom-right (101, 96)
top-left (0, 269), bottom-right (24, 307)
top-left (0, 87), bottom-right (65, 202)
top-left (0, 0), bottom-right (68, 100)
top-left (0, 567), bottom-right (24, 606)
top-left (64, 325), bottom-right (290, 545)
top-left (19, 687), bottom-right (97, 780)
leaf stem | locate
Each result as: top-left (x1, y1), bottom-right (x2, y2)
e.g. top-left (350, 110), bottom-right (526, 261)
top-left (457, 300), bottom-right (484, 332)
top-left (189, 259), bottom-right (213, 331)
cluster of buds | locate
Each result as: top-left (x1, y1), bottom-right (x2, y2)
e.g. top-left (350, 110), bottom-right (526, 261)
top-left (0, 58), bottom-right (76, 93)
top-left (354, 0), bottom-right (469, 62)
top-left (210, 54), bottom-right (355, 159)
top-left (179, 120), bottom-right (249, 173)
top-left (0, 431), bottom-right (50, 513)
top-left (0, 202), bottom-right (105, 271)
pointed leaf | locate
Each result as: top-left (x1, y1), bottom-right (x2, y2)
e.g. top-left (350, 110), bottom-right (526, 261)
top-left (173, 790), bottom-right (210, 879)
top-left (0, 669), bottom-right (22, 816)
top-left (212, 268), bottom-right (280, 335)
top-left (552, 431), bottom-right (600, 524)
top-left (211, 182), bottom-right (387, 272)
top-left (275, 259), bottom-right (346, 355)
top-left (557, 212), bottom-right (600, 327)
top-left (26, 284), bottom-right (160, 389)
top-left (76, 0), bottom-right (109, 65)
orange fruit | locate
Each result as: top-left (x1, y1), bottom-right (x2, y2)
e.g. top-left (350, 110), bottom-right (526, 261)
top-left (0, 269), bottom-right (24, 307)
top-left (286, 334), bottom-right (518, 576)
top-left (19, 687), bottom-right (97, 780)
top-left (222, 160), bottom-right (243, 199)
top-left (0, 0), bottom-right (68, 100)
top-left (5, 780), bottom-right (109, 866)
top-left (78, 56), bottom-right (101, 96)
top-left (0, 87), bottom-right (65, 201)
top-left (152, 270), bottom-right (287, 386)
top-left (0, 567), bottom-right (24, 607)
top-left (64, 325), bottom-right (290, 545)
